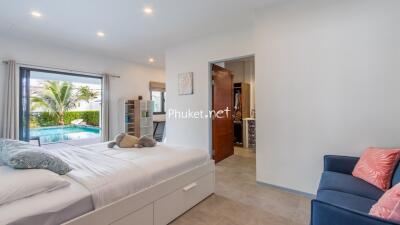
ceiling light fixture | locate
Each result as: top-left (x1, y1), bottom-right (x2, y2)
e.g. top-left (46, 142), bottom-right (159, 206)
top-left (31, 11), bottom-right (42, 18)
top-left (96, 31), bottom-right (105, 37)
top-left (148, 58), bottom-right (155, 63)
top-left (144, 7), bottom-right (153, 15)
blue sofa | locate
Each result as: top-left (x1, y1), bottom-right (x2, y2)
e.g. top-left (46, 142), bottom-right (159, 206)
top-left (311, 155), bottom-right (400, 225)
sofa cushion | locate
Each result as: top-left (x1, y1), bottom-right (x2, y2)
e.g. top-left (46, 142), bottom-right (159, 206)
top-left (317, 190), bottom-right (377, 213)
top-left (370, 183), bottom-right (400, 223)
top-left (0, 139), bottom-right (71, 175)
top-left (352, 147), bottom-right (400, 191)
top-left (319, 171), bottom-right (384, 201)
top-left (391, 162), bottom-right (400, 187)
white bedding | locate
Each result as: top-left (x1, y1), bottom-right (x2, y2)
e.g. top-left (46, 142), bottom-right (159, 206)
top-left (50, 143), bottom-right (210, 208)
top-left (49, 146), bottom-right (153, 208)
top-left (82, 142), bottom-right (210, 185)
top-left (0, 176), bottom-right (93, 225)
top-left (0, 167), bottom-right (70, 206)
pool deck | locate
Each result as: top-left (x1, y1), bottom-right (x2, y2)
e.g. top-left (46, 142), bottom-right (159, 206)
top-left (31, 137), bottom-right (102, 149)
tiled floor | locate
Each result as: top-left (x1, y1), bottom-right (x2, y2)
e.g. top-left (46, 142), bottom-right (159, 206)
top-left (170, 147), bottom-right (311, 225)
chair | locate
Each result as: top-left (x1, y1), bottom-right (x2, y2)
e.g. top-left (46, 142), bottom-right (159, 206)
top-left (29, 136), bottom-right (41, 146)
top-left (153, 121), bottom-right (165, 142)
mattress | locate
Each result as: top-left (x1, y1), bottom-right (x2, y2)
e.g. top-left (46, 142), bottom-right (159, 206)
top-left (0, 176), bottom-right (93, 225)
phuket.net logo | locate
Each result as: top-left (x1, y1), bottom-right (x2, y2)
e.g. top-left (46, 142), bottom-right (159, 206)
top-left (167, 107), bottom-right (230, 120)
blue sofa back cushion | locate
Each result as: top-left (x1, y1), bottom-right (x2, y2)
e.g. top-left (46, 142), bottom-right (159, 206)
top-left (319, 171), bottom-right (384, 201)
top-left (391, 162), bottom-right (400, 187)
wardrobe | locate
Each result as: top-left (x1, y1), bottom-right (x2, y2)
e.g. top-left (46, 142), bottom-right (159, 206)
top-left (233, 82), bottom-right (250, 146)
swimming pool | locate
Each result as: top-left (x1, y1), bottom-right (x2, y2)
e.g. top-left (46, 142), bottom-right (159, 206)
top-left (30, 125), bottom-right (101, 144)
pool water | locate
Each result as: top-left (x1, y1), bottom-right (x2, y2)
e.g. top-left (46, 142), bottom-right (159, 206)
top-left (30, 125), bottom-right (101, 144)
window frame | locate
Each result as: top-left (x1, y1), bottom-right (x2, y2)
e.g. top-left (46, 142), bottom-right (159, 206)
top-left (151, 90), bottom-right (166, 115)
top-left (19, 67), bottom-right (103, 142)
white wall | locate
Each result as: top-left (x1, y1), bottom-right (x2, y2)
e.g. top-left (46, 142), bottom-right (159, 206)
top-left (255, 0), bottom-right (400, 194)
top-left (166, 0), bottom-right (400, 194)
top-left (165, 28), bottom-right (254, 149)
top-left (0, 36), bottom-right (164, 139)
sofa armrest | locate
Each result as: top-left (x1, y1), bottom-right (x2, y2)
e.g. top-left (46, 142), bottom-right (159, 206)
top-left (324, 155), bottom-right (359, 175)
top-left (311, 200), bottom-right (400, 225)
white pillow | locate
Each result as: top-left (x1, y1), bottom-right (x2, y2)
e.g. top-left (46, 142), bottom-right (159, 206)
top-left (0, 167), bottom-right (70, 205)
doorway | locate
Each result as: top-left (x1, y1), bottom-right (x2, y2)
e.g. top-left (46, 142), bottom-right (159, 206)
top-left (19, 67), bottom-right (103, 147)
top-left (211, 56), bottom-right (256, 163)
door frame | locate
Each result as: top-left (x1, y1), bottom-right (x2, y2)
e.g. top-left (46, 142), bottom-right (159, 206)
top-left (208, 54), bottom-right (255, 160)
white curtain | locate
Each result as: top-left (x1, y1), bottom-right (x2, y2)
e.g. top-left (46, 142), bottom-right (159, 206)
top-left (101, 74), bottom-right (110, 141)
top-left (1, 60), bottom-right (18, 139)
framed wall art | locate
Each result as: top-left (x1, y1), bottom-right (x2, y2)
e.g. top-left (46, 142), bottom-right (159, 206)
top-left (178, 72), bottom-right (193, 95)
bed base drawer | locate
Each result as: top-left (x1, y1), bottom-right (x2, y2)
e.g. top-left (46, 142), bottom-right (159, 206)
top-left (111, 204), bottom-right (153, 225)
top-left (154, 172), bottom-right (215, 225)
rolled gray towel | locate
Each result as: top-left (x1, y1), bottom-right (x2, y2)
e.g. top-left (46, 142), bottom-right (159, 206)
top-left (108, 142), bottom-right (117, 148)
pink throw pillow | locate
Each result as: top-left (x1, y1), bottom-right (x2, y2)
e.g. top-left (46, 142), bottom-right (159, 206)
top-left (370, 183), bottom-right (400, 222)
top-left (352, 147), bottom-right (400, 191)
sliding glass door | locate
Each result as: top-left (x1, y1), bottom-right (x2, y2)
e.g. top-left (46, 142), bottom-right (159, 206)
top-left (19, 67), bottom-right (103, 146)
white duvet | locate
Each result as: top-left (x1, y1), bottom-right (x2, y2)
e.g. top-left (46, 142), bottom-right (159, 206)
top-left (50, 143), bottom-right (210, 208)
top-left (82, 143), bottom-right (210, 185)
top-left (49, 147), bottom-right (153, 208)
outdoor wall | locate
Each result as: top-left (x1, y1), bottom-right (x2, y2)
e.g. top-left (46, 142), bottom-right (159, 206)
top-left (165, 0), bottom-right (400, 194)
top-left (0, 35), bottom-right (165, 139)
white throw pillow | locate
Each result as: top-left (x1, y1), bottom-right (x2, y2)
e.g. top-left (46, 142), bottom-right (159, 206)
top-left (0, 167), bottom-right (70, 205)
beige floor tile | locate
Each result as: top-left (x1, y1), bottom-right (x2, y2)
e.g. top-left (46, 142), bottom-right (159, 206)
top-left (170, 148), bottom-right (311, 225)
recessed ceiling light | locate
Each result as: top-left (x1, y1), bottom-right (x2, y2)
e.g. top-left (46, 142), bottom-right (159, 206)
top-left (96, 31), bottom-right (105, 37)
top-left (31, 11), bottom-right (42, 18)
top-left (144, 7), bottom-right (153, 15)
top-left (148, 58), bottom-right (155, 63)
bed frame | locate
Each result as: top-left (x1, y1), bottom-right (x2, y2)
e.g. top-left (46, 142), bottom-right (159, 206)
top-left (63, 160), bottom-right (215, 225)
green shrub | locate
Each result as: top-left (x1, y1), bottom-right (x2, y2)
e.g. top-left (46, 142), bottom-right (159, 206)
top-left (29, 117), bottom-right (40, 128)
top-left (30, 111), bottom-right (100, 127)
top-left (30, 112), bottom-right (58, 127)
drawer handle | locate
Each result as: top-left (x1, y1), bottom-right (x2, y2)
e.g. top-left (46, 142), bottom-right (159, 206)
top-left (183, 182), bottom-right (197, 192)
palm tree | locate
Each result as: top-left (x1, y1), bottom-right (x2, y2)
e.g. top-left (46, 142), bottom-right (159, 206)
top-left (77, 85), bottom-right (98, 103)
top-left (31, 81), bottom-right (78, 125)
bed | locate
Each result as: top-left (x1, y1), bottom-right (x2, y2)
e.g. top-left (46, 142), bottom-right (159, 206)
top-left (0, 142), bottom-right (215, 225)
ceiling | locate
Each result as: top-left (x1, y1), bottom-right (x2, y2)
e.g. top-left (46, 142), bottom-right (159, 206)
top-left (0, 0), bottom-right (278, 68)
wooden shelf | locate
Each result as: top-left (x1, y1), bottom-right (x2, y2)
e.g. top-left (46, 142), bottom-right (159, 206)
top-left (120, 99), bottom-right (154, 138)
